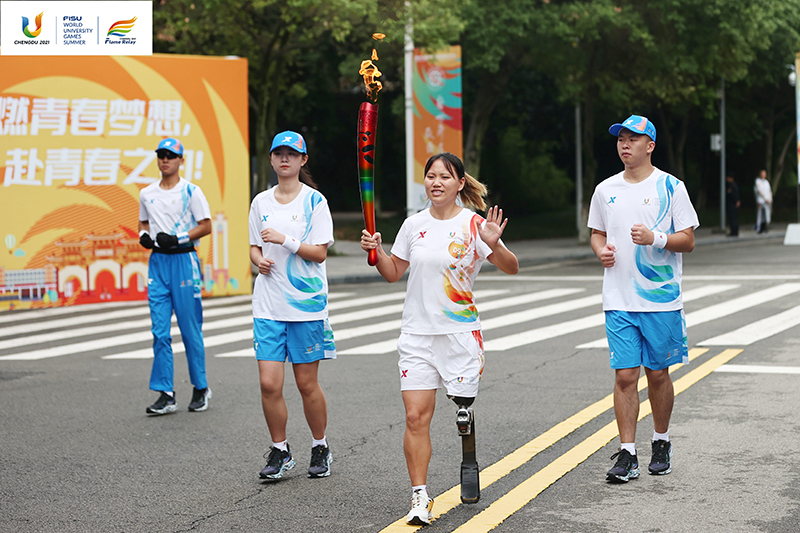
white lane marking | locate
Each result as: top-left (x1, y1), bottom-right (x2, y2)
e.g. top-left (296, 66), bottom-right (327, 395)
top-left (714, 364), bottom-right (800, 374)
top-left (699, 304), bottom-right (800, 346)
top-left (494, 284), bottom-right (741, 352)
top-left (339, 291), bottom-right (601, 355)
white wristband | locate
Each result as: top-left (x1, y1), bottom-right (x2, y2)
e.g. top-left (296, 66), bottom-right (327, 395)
top-left (652, 231), bottom-right (668, 249)
top-left (282, 236), bottom-right (301, 254)
top-left (177, 232), bottom-right (190, 245)
top-left (139, 230), bottom-right (148, 238)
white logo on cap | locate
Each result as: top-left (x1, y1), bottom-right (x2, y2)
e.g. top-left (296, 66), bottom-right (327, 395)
top-left (282, 136), bottom-right (292, 142)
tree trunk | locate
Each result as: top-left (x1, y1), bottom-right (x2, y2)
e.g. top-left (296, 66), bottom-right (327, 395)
top-left (463, 60), bottom-right (514, 181)
top-left (771, 125), bottom-right (796, 193)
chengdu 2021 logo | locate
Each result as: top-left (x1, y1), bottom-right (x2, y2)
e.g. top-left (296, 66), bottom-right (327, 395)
top-left (16, 11), bottom-right (50, 44)
top-left (105, 17), bottom-right (137, 44)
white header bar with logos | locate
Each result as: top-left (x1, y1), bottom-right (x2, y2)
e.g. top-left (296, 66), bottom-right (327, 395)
top-left (1, 1), bottom-right (152, 56)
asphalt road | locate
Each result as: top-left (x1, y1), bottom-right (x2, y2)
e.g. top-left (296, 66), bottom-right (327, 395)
top-left (1, 237), bottom-right (799, 532)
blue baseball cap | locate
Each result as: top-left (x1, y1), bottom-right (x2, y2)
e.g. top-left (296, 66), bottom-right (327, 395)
top-left (155, 137), bottom-right (184, 156)
top-left (270, 131), bottom-right (307, 154)
top-left (608, 115), bottom-right (656, 142)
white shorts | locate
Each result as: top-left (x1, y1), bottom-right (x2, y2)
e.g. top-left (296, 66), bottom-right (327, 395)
top-left (396, 331), bottom-right (485, 397)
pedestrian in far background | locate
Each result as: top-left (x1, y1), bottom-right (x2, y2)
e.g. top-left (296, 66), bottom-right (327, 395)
top-left (139, 137), bottom-right (212, 416)
top-left (726, 172), bottom-right (740, 237)
top-left (754, 169), bottom-right (772, 234)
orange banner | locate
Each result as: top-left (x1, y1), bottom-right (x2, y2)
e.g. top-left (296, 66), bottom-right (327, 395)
top-left (0, 54), bottom-right (250, 310)
top-left (411, 45), bottom-right (462, 212)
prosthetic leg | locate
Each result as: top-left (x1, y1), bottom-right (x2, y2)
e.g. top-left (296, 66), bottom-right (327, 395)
top-left (450, 395), bottom-right (479, 504)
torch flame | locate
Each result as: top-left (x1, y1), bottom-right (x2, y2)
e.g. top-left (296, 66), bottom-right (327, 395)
top-left (359, 59), bottom-right (383, 104)
top-left (372, 32), bottom-right (385, 40)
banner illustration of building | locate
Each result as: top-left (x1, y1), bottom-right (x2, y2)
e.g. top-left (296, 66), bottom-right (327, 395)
top-left (0, 54), bottom-right (250, 311)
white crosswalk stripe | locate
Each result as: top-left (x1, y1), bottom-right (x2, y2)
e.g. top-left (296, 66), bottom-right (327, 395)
top-left (2, 282), bottom-right (800, 361)
top-left (698, 304), bottom-right (800, 346)
top-left (575, 283), bottom-right (800, 349)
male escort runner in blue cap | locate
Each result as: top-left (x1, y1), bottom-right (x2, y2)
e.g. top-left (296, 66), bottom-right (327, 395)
top-left (139, 137), bottom-right (213, 416)
top-left (587, 115), bottom-right (699, 483)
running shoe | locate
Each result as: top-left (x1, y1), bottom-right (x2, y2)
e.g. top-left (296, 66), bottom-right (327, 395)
top-left (146, 392), bottom-right (177, 416)
top-left (406, 489), bottom-right (434, 526)
top-left (308, 444), bottom-right (332, 478)
top-left (188, 387), bottom-right (212, 412)
top-left (259, 446), bottom-right (295, 480)
top-left (648, 440), bottom-right (673, 475)
top-left (606, 449), bottom-right (640, 483)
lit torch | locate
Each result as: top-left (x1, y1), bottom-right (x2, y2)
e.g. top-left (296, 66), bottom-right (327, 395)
top-left (358, 34), bottom-right (384, 266)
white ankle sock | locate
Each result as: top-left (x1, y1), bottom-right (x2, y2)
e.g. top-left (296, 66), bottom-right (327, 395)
top-left (312, 437), bottom-right (327, 448)
top-left (412, 485), bottom-right (427, 496)
top-left (653, 430), bottom-right (669, 442)
top-left (620, 443), bottom-right (636, 456)
top-left (272, 440), bottom-right (288, 452)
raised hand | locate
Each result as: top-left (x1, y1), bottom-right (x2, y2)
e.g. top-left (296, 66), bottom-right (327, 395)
top-left (479, 206), bottom-right (508, 248)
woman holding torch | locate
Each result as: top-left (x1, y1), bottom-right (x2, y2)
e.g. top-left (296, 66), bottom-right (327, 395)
top-left (249, 131), bottom-right (336, 481)
top-left (360, 152), bottom-right (518, 525)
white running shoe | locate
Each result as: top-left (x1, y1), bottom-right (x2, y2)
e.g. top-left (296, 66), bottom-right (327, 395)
top-left (406, 489), bottom-right (434, 526)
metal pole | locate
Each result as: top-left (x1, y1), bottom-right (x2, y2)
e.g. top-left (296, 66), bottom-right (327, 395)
top-left (404, 13), bottom-right (415, 217)
top-left (795, 55), bottom-right (800, 223)
top-left (720, 77), bottom-right (726, 231)
top-left (575, 103), bottom-right (583, 234)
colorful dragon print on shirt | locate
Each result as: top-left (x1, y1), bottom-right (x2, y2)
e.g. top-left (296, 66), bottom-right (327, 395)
top-left (441, 214), bottom-right (484, 322)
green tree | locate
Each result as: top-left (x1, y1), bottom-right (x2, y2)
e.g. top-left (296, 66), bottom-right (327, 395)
top-left (153, 0), bottom-right (466, 195)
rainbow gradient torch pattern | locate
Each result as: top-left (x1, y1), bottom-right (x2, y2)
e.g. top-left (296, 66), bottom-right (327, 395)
top-left (357, 40), bottom-right (384, 266)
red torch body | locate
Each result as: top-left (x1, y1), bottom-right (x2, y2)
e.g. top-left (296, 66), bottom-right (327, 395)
top-left (358, 102), bottom-right (379, 266)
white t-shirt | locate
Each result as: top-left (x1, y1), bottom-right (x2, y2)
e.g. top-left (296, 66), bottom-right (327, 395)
top-left (391, 208), bottom-right (495, 334)
top-left (249, 184), bottom-right (334, 321)
top-left (588, 167), bottom-right (699, 312)
top-left (139, 178), bottom-right (211, 248)
top-left (755, 177), bottom-right (772, 205)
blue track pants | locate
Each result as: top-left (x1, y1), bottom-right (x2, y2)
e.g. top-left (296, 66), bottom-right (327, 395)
top-left (147, 251), bottom-right (207, 392)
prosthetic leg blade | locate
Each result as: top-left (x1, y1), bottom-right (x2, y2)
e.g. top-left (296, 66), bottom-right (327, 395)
top-left (460, 416), bottom-right (480, 504)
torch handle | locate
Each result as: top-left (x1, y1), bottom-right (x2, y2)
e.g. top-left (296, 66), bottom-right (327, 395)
top-left (358, 102), bottom-right (380, 266)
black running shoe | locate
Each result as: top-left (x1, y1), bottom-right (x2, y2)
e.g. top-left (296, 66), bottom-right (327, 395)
top-left (146, 392), bottom-right (177, 416)
top-left (649, 440), bottom-right (673, 475)
top-left (606, 449), bottom-right (640, 483)
top-left (308, 445), bottom-right (332, 478)
top-left (259, 446), bottom-right (295, 480)
top-left (188, 388), bottom-right (212, 412)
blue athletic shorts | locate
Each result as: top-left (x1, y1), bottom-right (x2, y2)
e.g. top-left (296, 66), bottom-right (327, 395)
top-left (254, 318), bottom-right (325, 363)
top-left (605, 310), bottom-right (689, 370)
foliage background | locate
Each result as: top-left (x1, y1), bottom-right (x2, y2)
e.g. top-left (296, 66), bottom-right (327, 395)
top-left (152, 0), bottom-right (800, 240)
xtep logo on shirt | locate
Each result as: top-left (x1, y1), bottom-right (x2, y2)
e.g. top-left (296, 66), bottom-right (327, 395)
top-left (401, 370), bottom-right (408, 378)
top-left (608, 196), bottom-right (616, 204)
top-left (22, 12), bottom-right (44, 38)
top-left (419, 231), bottom-right (427, 239)
top-left (261, 215), bottom-right (269, 222)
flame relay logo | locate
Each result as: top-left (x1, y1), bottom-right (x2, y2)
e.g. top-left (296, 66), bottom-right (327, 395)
top-left (105, 17), bottom-right (137, 44)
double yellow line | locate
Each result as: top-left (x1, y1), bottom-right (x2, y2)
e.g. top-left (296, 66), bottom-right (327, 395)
top-left (380, 347), bottom-right (743, 532)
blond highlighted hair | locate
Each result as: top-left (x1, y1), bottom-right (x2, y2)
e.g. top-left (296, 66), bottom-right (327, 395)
top-left (423, 152), bottom-right (487, 211)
